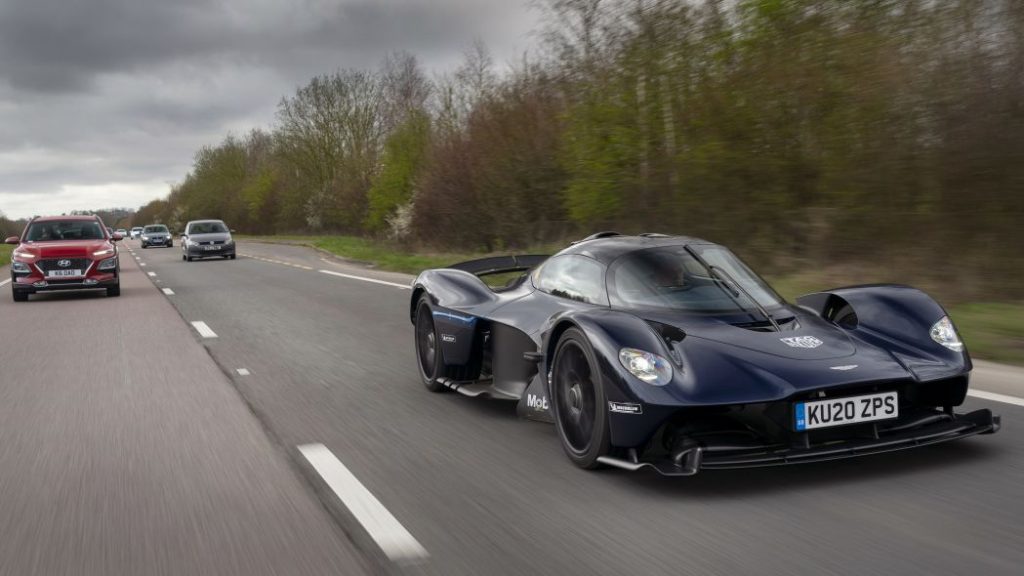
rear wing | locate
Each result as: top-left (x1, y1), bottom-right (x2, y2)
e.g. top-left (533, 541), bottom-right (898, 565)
top-left (447, 254), bottom-right (549, 277)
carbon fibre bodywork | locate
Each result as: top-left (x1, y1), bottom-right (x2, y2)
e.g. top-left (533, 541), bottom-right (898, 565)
top-left (410, 234), bottom-right (999, 474)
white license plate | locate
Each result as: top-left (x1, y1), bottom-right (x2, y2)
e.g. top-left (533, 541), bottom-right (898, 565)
top-left (202, 245), bottom-right (219, 251)
top-left (46, 269), bottom-right (82, 278)
top-left (794, 391), bottom-right (898, 431)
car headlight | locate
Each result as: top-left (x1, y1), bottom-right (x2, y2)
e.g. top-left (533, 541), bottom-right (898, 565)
top-left (11, 261), bottom-right (31, 273)
top-left (98, 257), bottom-right (118, 271)
top-left (141, 235), bottom-right (149, 240)
top-left (93, 248), bottom-right (114, 257)
top-left (12, 250), bottom-right (35, 260)
top-left (618, 348), bottom-right (673, 386)
top-left (930, 316), bottom-right (964, 352)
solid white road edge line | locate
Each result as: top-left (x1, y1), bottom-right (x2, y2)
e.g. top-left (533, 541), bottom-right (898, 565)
top-left (162, 288), bottom-right (175, 295)
top-left (968, 389), bottom-right (1024, 408)
top-left (319, 269), bottom-right (410, 290)
top-left (236, 368), bottom-right (250, 376)
top-left (190, 321), bottom-right (218, 339)
top-left (297, 443), bottom-right (428, 565)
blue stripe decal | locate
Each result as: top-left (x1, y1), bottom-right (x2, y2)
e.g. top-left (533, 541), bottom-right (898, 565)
top-left (794, 402), bottom-right (807, 431)
top-left (432, 311), bottom-right (477, 325)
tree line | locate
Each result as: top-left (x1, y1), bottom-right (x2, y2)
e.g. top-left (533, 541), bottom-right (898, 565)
top-left (131, 0), bottom-right (1023, 298)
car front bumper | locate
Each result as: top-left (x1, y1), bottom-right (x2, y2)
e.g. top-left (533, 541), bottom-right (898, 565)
top-left (597, 408), bottom-right (999, 476)
top-left (12, 271), bottom-right (119, 294)
top-left (184, 244), bottom-right (235, 257)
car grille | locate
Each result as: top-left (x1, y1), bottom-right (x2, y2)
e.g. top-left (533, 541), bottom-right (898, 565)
top-left (35, 258), bottom-right (91, 272)
top-left (197, 240), bottom-right (225, 245)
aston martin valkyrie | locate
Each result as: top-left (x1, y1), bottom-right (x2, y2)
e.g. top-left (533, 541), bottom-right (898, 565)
top-left (410, 232), bottom-right (999, 475)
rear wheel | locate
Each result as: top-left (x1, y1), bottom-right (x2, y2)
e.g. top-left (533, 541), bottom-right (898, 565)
top-left (551, 328), bottom-right (611, 469)
top-left (414, 297), bottom-right (450, 393)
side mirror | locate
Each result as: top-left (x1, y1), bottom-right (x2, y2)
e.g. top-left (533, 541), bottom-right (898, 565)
top-left (112, 233), bottom-right (123, 242)
top-left (5, 236), bottom-right (19, 245)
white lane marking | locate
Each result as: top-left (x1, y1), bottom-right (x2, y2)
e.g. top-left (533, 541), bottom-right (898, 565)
top-left (147, 272), bottom-right (156, 277)
top-left (190, 321), bottom-right (218, 339)
top-left (236, 368), bottom-right (250, 376)
top-left (298, 443), bottom-right (428, 564)
top-left (140, 263), bottom-right (147, 267)
top-left (319, 269), bottom-right (410, 290)
top-left (0, 279), bottom-right (10, 288)
top-left (968, 389), bottom-right (1024, 408)
top-left (162, 288), bottom-right (175, 295)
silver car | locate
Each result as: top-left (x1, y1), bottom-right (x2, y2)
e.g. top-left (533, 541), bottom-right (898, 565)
top-left (181, 219), bottom-right (236, 261)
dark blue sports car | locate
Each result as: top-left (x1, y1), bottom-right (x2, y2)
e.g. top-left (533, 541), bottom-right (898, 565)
top-left (410, 232), bottom-right (999, 475)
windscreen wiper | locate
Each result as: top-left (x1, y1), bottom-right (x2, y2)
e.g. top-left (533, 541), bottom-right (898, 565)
top-left (708, 265), bottom-right (781, 332)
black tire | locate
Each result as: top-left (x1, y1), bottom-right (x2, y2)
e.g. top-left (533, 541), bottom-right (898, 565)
top-left (107, 283), bottom-right (120, 297)
top-left (167, 242), bottom-right (172, 248)
top-left (141, 244), bottom-right (147, 249)
top-left (229, 254), bottom-right (236, 260)
top-left (12, 290), bottom-right (28, 302)
top-left (181, 254), bottom-right (187, 261)
top-left (550, 328), bottom-right (612, 469)
top-left (414, 297), bottom-right (451, 393)
top-left (187, 256), bottom-right (194, 262)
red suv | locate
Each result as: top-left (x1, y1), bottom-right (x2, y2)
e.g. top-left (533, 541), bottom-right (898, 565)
top-left (5, 215), bottom-right (122, 302)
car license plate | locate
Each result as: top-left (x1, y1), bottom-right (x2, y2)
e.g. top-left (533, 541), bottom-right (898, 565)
top-left (794, 391), bottom-right (898, 431)
top-left (203, 245), bottom-right (219, 251)
top-left (46, 269), bottom-right (82, 278)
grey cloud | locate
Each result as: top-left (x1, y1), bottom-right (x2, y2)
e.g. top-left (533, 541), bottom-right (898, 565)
top-left (0, 0), bottom-right (536, 218)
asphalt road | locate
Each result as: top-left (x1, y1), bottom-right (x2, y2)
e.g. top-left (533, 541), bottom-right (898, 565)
top-left (2, 240), bottom-right (1022, 575)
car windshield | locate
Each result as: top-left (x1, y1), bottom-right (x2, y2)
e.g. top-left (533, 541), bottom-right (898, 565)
top-left (144, 226), bottom-right (168, 234)
top-left (608, 245), bottom-right (784, 313)
top-left (25, 220), bottom-right (106, 242)
top-left (188, 222), bottom-right (228, 234)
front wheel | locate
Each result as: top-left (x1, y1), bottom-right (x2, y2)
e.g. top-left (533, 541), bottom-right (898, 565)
top-left (107, 283), bottom-right (120, 297)
top-left (551, 328), bottom-right (612, 469)
top-left (12, 290), bottom-right (28, 302)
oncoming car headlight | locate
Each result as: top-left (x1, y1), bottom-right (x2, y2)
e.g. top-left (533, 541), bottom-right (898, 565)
top-left (93, 248), bottom-right (114, 257)
top-left (618, 348), bottom-right (672, 386)
top-left (12, 250), bottom-right (35, 260)
top-left (98, 257), bottom-right (118, 271)
top-left (930, 316), bottom-right (963, 352)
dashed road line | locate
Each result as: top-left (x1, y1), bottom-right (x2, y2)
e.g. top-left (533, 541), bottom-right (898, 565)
top-left (298, 443), bottom-right (428, 565)
top-left (968, 389), bottom-right (1024, 408)
top-left (190, 321), bottom-right (218, 339)
top-left (236, 368), bottom-right (251, 376)
top-left (161, 288), bottom-right (175, 295)
top-left (147, 272), bottom-right (156, 277)
top-left (319, 270), bottom-right (410, 290)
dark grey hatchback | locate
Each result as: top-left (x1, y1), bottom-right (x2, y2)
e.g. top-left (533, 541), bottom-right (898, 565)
top-left (140, 224), bottom-right (172, 248)
top-left (181, 219), bottom-right (236, 261)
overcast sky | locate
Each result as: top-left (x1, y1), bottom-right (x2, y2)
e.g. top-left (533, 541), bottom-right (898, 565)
top-left (0, 0), bottom-right (537, 219)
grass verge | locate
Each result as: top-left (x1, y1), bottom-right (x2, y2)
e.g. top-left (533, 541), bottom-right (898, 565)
top-left (0, 244), bottom-right (12, 265)
top-left (242, 235), bottom-right (1024, 366)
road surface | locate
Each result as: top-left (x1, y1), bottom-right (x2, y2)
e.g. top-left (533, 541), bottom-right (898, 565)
top-left (0, 240), bottom-right (1021, 575)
